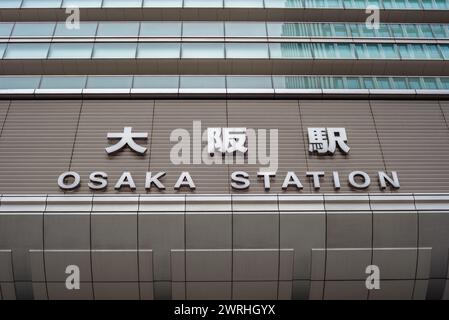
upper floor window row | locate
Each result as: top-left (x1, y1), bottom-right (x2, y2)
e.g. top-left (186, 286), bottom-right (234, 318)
top-left (1, 41), bottom-right (449, 60)
top-left (1, 22), bottom-right (449, 39)
top-left (1, 0), bottom-right (449, 10)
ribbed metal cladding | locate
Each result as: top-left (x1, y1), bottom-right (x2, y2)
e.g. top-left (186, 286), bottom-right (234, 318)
top-left (299, 100), bottom-right (387, 193)
top-left (227, 100), bottom-right (307, 194)
top-left (149, 100), bottom-right (229, 194)
top-left (0, 99), bottom-right (449, 194)
top-left (69, 100), bottom-right (154, 194)
top-left (439, 102), bottom-right (449, 129)
top-left (0, 101), bottom-right (9, 131)
top-left (0, 100), bottom-right (81, 193)
top-left (370, 100), bottom-right (449, 193)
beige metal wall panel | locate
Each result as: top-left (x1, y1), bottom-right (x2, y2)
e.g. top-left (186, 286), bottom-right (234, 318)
top-left (0, 100), bottom-right (80, 194)
top-left (70, 100), bottom-right (154, 194)
top-left (0, 101), bottom-right (9, 132)
top-left (371, 101), bottom-right (449, 193)
top-left (438, 102), bottom-right (449, 130)
top-left (227, 100), bottom-right (307, 193)
top-left (149, 100), bottom-right (228, 194)
top-left (299, 100), bottom-right (385, 193)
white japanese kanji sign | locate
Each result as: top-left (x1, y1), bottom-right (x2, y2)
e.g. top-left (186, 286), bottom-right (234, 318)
top-left (207, 127), bottom-right (248, 155)
top-left (106, 127), bottom-right (148, 155)
top-left (308, 127), bottom-right (350, 155)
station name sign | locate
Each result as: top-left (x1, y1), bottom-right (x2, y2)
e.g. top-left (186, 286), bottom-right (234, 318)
top-left (57, 125), bottom-right (400, 192)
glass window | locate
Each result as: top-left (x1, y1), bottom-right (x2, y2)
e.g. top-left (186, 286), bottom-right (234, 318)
top-left (0, 76), bottom-right (41, 89)
top-left (439, 78), bottom-right (449, 89)
top-left (420, 25), bottom-right (434, 38)
top-left (12, 23), bottom-right (55, 37)
top-left (183, 22), bottom-right (224, 37)
top-left (62, 0), bottom-right (102, 7)
top-left (265, 0), bottom-right (303, 8)
top-left (397, 44), bottom-right (411, 59)
top-left (86, 76), bottom-right (133, 89)
top-left (421, 0), bottom-right (433, 9)
top-left (320, 24), bottom-right (333, 37)
top-left (54, 22), bottom-right (98, 37)
top-left (440, 44), bottom-right (449, 59)
top-left (382, 0), bottom-right (394, 8)
top-left (359, 25), bottom-right (376, 38)
top-left (336, 43), bottom-right (356, 59)
top-left (97, 22), bottom-right (140, 37)
top-left (407, 0), bottom-right (422, 8)
top-left (140, 22), bottom-right (181, 37)
top-left (313, 43), bottom-right (337, 59)
top-left (0, 24), bottom-right (14, 37)
top-left (225, 0), bottom-right (264, 7)
top-left (227, 76), bottom-right (272, 88)
top-left (273, 76), bottom-right (318, 89)
top-left (182, 43), bottom-right (225, 58)
top-left (362, 77), bottom-right (376, 89)
top-left (408, 77), bottom-right (422, 89)
top-left (365, 44), bottom-right (382, 59)
top-left (346, 77), bottom-right (361, 89)
top-left (376, 25), bottom-right (391, 37)
top-left (92, 43), bottom-right (136, 58)
top-left (380, 44), bottom-right (399, 59)
top-left (404, 24), bottom-right (419, 37)
top-left (389, 25), bottom-right (404, 37)
top-left (410, 44), bottom-right (427, 59)
top-left (22, 0), bottom-right (62, 8)
top-left (422, 77), bottom-right (439, 89)
top-left (270, 43), bottom-right (313, 58)
top-left (137, 43), bottom-right (180, 58)
top-left (184, 0), bottom-right (223, 7)
top-left (180, 76), bottom-right (226, 88)
top-left (431, 25), bottom-right (447, 38)
top-left (434, 0), bottom-right (448, 9)
top-left (319, 76), bottom-right (344, 89)
top-left (133, 76), bottom-right (179, 88)
top-left (143, 0), bottom-right (182, 7)
top-left (225, 22), bottom-right (266, 37)
top-left (391, 77), bottom-right (408, 89)
top-left (102, 0), bottom-right (142, 7)
top-left (0, 0), bottom-right (23, 8)
top-left (377, 77), bottom-right (391, 89)
top-left (426, 44), bottom-right (443, 59)
top-left (346, 0), bottom-right (366, 8)
top-left (40, 76), bottom-right (87, 89)
top-left (4, 43), bottom-right (50, 59)
top-left (267, 23), bottom-right (308, 37)
top-left (348, 24), bottom-right (362, 37)
top-left (333, 24), bottom-right (348, 37)
top-left (48, 43), bottom-right (93, 59)
top-left (226, 43), bottom-right (269, 58)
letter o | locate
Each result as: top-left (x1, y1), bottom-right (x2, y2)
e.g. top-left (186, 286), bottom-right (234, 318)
top-left (58, 172), bottom-right (81, 190)
top-left (348, 171), bottom-right (371, 189)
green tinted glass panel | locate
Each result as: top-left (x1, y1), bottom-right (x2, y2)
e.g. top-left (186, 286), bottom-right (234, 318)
top-left (48, 43), bottom-right (93, 59)
top-left (140, 22), bottom-right (181, 37)
top-left (182, 43), bottom-right (225, 58)
top-left (54, 22), bottom-right (98, 37)
top-left (86, 76), bottom-right (133, 88)
top-left (133, 76), bottom-right (179, 88)
top-left (227, 76), bottom-right (272, 88)
top-left (40, 76), bottom-right (87, 89)
top-left (180, 76), bottom-right (226, 88)
top-left (137, 43), bottom-right (180, 58)
top-left (0, 76), bottom-right (40, 89)
top-left (93, 43), bottom-right (136, 58)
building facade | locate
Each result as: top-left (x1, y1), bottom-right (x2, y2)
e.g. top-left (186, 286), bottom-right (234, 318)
top-left (0, 0), bottom-right (449, 300)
